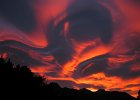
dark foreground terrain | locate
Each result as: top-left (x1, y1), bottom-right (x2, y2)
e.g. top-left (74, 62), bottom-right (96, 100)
top-left (0, 57), bottom-right (139, 100)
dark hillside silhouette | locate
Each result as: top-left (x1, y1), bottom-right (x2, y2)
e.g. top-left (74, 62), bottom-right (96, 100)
top-left (0, 57), bottom-right (139, 100)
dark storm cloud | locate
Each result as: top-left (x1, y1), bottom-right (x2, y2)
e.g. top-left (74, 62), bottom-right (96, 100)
top-left (72, 54), bottom-right (109, 78)
top-left (46, 0), bottom-right (113, 64)
top-left (106, 32), bottom-right (140, 79)
top-left (126, 84), bottom-right (140, 88)
top-left (126, 0), bottom-right (140, 5)
top-left (66, 0), bottom-right (113, 43)
top-left (0, 41), bottom-right (47, 66)
top-left (0, 0), bottom-right (36, 32)
top-left (72, 54), bottom-right (140, 80)
top-left (72, 31), bottom-right (140, 80)
top-left (46, 21), bottom-right (75, 64)
top-left (46, 72), bottom-right (59, 77)
top-left (106, 59), bottom-right (140, 79)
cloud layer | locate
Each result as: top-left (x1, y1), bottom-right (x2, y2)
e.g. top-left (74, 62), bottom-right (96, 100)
top-left (0, 0), bottom-right (140, 97)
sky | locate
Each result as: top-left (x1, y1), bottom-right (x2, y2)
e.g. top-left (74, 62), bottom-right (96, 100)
top-left (0, 0), bottom-right (140, 97)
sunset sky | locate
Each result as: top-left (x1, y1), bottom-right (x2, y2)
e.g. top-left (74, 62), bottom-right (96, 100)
top-left (0, 0), bottom-right (140, 97)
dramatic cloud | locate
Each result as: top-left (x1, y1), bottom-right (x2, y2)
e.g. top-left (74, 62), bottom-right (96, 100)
top-left (0, 0), bottom-right (36, 32)
top-left (0, 0), bottom-right (140, 97)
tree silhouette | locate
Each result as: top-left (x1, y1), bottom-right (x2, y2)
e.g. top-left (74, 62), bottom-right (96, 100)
top-left (138, 90), bottom-right (140, 100)
top-left (0, 57), bottom-right (47, 99)
top-left (0, 57), bottom-right (138, 100)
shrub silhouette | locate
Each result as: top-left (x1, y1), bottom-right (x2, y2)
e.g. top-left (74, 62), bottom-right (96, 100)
top-left (0, 57), bottom-right (138, 100)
